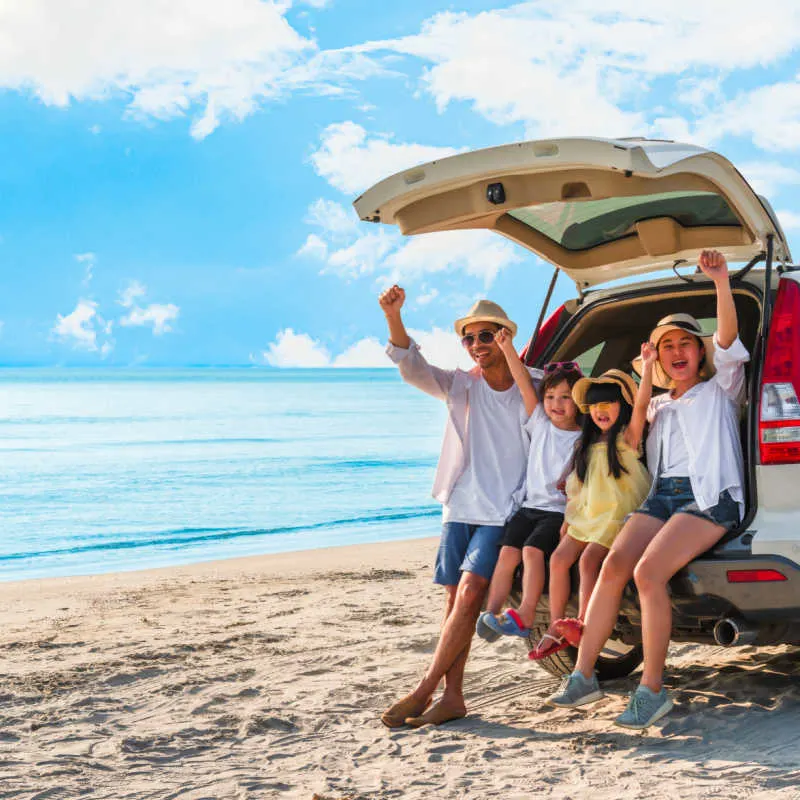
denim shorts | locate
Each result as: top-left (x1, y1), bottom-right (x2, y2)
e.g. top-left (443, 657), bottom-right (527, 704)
top-left (636, 476), bottom-right (740, 531)
top-left (433, 522), bottom-right (504, 586)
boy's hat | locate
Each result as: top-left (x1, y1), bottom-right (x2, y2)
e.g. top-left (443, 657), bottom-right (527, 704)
top-left (454, 299), bottom-right (517, 338)
top-left (572, 369), bottom-right (637, 414)
top-left (632, 313), bottom-right (715, 389)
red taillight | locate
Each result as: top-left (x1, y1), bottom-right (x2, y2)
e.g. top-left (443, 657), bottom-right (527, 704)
top-left (726, 569), bottom-right (787, 583)
top-left (523, 304), bottom-right (566, 365)
top-left (759, 278), bottom-right (800, 464)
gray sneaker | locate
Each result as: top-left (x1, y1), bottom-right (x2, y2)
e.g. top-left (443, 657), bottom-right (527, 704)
top-left (614, 685), bottom-right (673, 729)
top-left (545, 670), bottom-right (604, 708)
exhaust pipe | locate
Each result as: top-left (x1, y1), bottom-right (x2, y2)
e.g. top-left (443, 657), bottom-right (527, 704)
top-left (713, 617), bottom-right (758, 646)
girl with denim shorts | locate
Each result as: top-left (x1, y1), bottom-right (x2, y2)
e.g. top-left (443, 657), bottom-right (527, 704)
top-left (547, 250), bottom-right (749, 729)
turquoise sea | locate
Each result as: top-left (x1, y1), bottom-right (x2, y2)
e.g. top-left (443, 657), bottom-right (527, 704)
top-left (0, 369), bottom-right (445, 582)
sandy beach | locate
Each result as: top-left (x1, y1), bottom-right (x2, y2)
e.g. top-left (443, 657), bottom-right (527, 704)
top-left (2, 538), bottom-right (799, 800)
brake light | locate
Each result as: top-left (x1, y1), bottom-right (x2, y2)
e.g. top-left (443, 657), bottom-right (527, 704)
top-left (726, 569), bottom-right (787, 583)
top-left (523, 304), bottom-right (566, 365)
top-left (759, 278), bottom-right (800, 464)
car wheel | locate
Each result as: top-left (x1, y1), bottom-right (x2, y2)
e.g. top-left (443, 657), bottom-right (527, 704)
top-left (525, 623), bottom-right (643, 681)
top-left (507, 588), bottom-right (643, 681)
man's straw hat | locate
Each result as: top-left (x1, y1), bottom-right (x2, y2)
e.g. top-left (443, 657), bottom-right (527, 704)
top-left (454, 299), bottom-right (517, 338)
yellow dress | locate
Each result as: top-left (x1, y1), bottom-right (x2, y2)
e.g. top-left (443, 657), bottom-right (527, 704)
top-left (564, 439), bottom-right (651, 549)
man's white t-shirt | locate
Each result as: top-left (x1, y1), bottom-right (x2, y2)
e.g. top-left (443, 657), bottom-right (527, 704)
top-left (443, 377), bottom-right (529, 526)
top-left (522, 405), bottom-right (581, 513)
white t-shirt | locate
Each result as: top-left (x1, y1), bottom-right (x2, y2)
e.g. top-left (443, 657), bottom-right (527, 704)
top-left (522, 405), bottom-right (581, 513)
top-left (651, 394), bottom-right (692, 477)
top-left (443, 377), bottom-right (529, 526)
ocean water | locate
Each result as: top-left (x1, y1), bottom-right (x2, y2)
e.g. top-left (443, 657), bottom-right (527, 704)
top-left (0, 369), bottom-right (446, 582)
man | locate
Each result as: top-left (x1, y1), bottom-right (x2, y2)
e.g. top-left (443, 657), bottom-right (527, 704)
top-left (379, 284), bottom-right (537, 728)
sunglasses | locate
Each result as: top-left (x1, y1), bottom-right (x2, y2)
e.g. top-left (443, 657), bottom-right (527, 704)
top-left (588, 401), bottom-right (616, 412)
top-left (544, 361), bottom-right (581, 374)
top-left (461, 329), bottom-right (498, 348)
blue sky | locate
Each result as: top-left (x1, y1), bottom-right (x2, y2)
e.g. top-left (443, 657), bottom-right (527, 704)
top-left (3, 0), bottom-right (800, 367)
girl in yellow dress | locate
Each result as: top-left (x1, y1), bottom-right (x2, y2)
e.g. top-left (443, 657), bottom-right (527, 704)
top-left (530, 350), bottom-right (655, 660)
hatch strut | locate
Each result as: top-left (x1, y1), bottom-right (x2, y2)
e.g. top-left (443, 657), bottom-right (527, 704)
top-left (761, 234), bottom-right (775, 335)
top-left (526, 267), bottom-right (560, 366)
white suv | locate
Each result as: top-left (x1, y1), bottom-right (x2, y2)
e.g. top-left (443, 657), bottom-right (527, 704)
top-left (355, 137), bottom-right (800, 680)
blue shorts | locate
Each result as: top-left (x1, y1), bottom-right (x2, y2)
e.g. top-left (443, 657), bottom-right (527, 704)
top-left (636, 476), bottom-right (740, 531)
top-left (433, 522), bottom-right (504, 586)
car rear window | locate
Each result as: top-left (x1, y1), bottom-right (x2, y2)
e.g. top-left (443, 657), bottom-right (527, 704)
top-left (508, 190), bottom-right (740, 252)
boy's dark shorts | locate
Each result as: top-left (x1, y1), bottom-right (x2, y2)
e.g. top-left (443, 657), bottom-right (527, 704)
top-left (501, 507), bottom-right (564, 557)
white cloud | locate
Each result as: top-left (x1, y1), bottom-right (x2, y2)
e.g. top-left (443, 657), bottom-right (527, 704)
top-left (296, 233), bottom-right (329, 260)
top-left (120, 303), bottom-right (180, 335)
top-left (384, 230), bottom-right (523, 288)
top-left (52, 299), bottom-right (111, 352)
top-left (305, 198), bottom-right (359, 238)
top-left (737, 162), bottom-right (800, 197)
top-left (75, 251), bottom-right (95, 286)
top-left (119, 280), bottom-right (147, 308)
top-left (690, 81), bottom-right (800, 152)
top-left (324, 229), bottom-right (395, 278)
top-left (303, 133), bottom-right (524, 288)
top-left (263, 328), bottom-right (330, 367)
top-left (776, 210), bottom-right (800, 231)
top-left (310, 121), bottom-right (458, 194)
top-left (331, 337), bottom-right (388, 367)
top-left (260, 326), bottom-right (474, 369)
top-left (303, 216), bottom-right (522, 288)
top-left (0, 0), bottom-right (381, 139)
top-left (415, 287), bottom-right (439, 306)
top-left (407, 326), bottom-right (474, 370)
top-left (118, 280), bottom-right (179, 335)
top-left (348, 1), bottom-right (800, 141)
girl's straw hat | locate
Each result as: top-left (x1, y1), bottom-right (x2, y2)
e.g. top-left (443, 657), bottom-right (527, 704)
top-left (572, 369), bottom-right (637, 414)
top-left (632, 313), bottom-right (715, 389)
top-left (454, 299), bottom-right (517, 338)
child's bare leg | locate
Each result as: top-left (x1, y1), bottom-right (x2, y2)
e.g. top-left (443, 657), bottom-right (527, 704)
top-left (515, 546), bottom-right (546, 628)
top-left (577, 543), bottom-right (609, 620)
top-left (484, 546), bottom-right (522, 614)
top-left (547, 535), bottom-right (586, 632)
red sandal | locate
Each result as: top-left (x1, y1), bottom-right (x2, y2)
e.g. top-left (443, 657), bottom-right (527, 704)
top-left (553, 617), bottom-right (584, 648)
top-left (528, 633), bottom-right (569, 660)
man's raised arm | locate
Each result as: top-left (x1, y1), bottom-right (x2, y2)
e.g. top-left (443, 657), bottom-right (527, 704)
top-left (379, 284), bottom-right (455, 400)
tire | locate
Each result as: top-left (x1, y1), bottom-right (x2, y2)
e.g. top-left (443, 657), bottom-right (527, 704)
top-left (508, 588), bottom-right (644, 681)
top-left (526, 623), bottom-right (643, 681)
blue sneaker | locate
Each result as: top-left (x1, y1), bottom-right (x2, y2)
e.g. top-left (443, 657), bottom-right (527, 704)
top-left (475, 611), bottom-right (501, 643)
top-left (485, 608), bottom-right (531, 638)
top-left (545, 670), bottom-right (604, 708)
top-left (614, 685), bottom-right (673, 729)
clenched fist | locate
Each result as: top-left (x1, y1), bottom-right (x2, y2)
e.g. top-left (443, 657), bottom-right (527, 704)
top-left (379, 285), bottom-right (406, 316)
top-left (494, 327), bottom-right (516, 357)
top-left (698, 249), bottom-right (728, 283)
top-left (640, 341), bottom-right (658, 368)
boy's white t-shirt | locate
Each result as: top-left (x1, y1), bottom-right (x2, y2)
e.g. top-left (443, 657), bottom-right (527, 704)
top-left (522, 405), bottom-right (581, 513)
top-left (443, 377), bottom-right (529, 526)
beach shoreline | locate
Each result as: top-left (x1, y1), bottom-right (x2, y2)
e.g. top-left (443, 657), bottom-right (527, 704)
top-left (3, 537), bottom-right (799, 799)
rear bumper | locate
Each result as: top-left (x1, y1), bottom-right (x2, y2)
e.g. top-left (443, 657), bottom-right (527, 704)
top-left (671, 554), bottom-right (800, 622)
